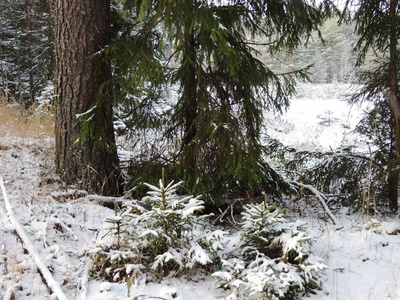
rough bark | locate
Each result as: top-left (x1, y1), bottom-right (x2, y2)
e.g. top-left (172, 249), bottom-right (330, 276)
top-left (55, 0), bottom-right (120, 196)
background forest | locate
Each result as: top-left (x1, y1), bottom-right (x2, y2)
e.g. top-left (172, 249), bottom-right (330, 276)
top-left (1, 0), bottom-right (399, 211)
top-left (1, 0), bottom-right (400, 299)
top-left (0, 0), bottom-right (393, 210)
top-left (0, 0), bottom-right (53, 104)
top-left (0, 1), bottom-right (375, 102)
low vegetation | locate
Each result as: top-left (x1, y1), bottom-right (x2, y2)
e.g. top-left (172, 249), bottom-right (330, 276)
top-left (0, 99), bottom-right (54, 139)
top-left (88, 170), bottom-right (326, 299)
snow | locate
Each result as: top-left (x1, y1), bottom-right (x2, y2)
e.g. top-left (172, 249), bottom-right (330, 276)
top-left (310, 215), bottom-right (400, 300)
top-left (1, 83), bottom-right (400, 299)
top-left (265, 83), bottom-right (365, 151)
top-left (0, 177), bottom-right (67, 300)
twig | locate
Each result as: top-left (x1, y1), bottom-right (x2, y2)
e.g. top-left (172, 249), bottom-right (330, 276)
top-left (213, 199), bottom-right (240, 228)
top-left (290, 180), bottom-right (340, 226)
top-left (0, 177), bottom-right (68, 300)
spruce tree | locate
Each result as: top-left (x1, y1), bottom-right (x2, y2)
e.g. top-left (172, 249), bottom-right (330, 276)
top-left (348, 64), bottom-right (399, 211)
top-left (345, 0), bottom-right (400, 210)
top-left (111, 0), bottom-right (334, 203)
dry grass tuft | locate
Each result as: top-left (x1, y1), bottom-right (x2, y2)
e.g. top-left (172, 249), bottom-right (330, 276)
top-left (0, 100), bottom-right (54, 139)
top-left (0, 144), bottom-right (11, 151)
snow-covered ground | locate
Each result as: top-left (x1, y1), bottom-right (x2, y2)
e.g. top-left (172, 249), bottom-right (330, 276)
top-left (1, 83), bottom-right (400, 300)
top-left (265, 83), bottom-right (365, 151)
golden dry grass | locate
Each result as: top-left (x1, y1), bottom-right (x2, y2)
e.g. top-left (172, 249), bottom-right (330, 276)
top-left (0, 100), bottom-right (54, 139)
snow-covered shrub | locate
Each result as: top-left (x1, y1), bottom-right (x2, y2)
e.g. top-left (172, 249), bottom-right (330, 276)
top-left (356, 218), bottom-right (382, 233)
top-left (88, 172), bottom-right (226, 282)
top-left (213, 199), bottom-right (326, 299)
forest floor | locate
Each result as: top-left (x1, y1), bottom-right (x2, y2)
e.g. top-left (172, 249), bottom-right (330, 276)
top-left (1, 84), bottom-right (400, 299)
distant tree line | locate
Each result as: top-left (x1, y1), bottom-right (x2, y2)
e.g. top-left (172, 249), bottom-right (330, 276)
top-left (0, 0), bottom-right (54, 104)
top-left (259, 15), bottom-right (377, 84)
top-left (0, 1), bottom-right (377, 107)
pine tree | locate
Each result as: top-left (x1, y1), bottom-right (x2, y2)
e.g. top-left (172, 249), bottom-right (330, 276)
top-left (349, 66), bottom-right (399, 210)
top-left (54, 0), bottom-right (121, 195)
top-left (111, 0), bottom-right (334, 203)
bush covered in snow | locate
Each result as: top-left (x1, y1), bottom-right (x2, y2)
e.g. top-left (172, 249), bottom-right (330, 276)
top-left (213, 199), bottom-right (327, 299)
top-left (88, 172), bottom-right (226, 282)
top-left (88, 173), bottom-right (326, 299)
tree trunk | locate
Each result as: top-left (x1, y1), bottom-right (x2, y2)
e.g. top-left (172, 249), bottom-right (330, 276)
top-left (55, 0), bottom-right (120, 196)
top-left (25, 0), bottom-right (34, 104)
top-left (181, 0), bottom-right (198, 185)
top-left (12, 0), bottom-right (23, 101)
top-left (387, 0), bottom-right (399, 211)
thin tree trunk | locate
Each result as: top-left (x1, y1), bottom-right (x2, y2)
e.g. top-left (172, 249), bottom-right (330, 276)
top-left (12, 0), bottom-right (23, 101)
top-left (387, 0), bottom-right (399, 211)
top-left (25, 0), bottom-right (34, 104)
top-left (55, 0), bottom-right (120, 196)
top-left (181, 0), bottom-right (198, 184)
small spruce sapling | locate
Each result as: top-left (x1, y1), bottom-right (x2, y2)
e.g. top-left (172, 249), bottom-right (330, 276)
top-left (88, 169), bottom-right (227, 281)
top-left (137, 169), bottom-right (225, 277)
top-left (213, 197), bottom-right (326, 299)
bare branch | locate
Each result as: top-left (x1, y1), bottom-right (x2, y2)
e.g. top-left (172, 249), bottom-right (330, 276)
top-left (290, 180), bottom-right (340, 226)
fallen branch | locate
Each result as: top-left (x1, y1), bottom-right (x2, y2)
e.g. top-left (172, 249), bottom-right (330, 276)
top-left (290, 180), bottom-right (339, 226)
top-left (213, 199), bottom-right (240, 228)
top-left (84, 194), bottom-right (123, 209)
top-left (134, 296), bottom-right (170, 300)
top-left (52, 190), bottom-right (123, 210)
top-left (0, 177), bottom-right (68, 300)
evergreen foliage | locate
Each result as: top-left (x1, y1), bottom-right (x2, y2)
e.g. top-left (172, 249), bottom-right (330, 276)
top-left (88, 172), bottom-right (226, 281)
top-left (348, 62), bottom-right (400, 210)
top-left (89, 174), bottom-right (326, 299)
top-left (108, 0), bottom-right (335, 203)
top-left (344, 0), bottom-right (400, 211)
top-left (348, 0), bottom-right (393, 67)
top-left (213, 199), bottom-right (326, 299)
top-left (267, 137), bottom-right (383, 210)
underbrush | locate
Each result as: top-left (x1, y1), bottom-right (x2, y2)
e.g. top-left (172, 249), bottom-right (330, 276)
top-left (0, 99), bottom-right (54, 139)
top-left (88, 172), bottom-right (327, 299)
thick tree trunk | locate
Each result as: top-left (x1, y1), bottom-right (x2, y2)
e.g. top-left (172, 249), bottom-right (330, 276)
top-left (387, 0), bottom-right (399, 211)
top-left (55, 0), bottom-right (120, 196)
